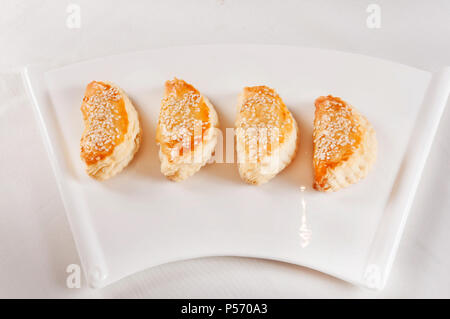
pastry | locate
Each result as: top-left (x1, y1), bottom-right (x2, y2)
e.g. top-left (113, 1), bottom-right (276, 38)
top-left (313, 95), bottom-right (377, 192)
top-left (80, 81), bottom-right (141, 180)
top-left (156, 78), bottom-right (219, 181)
top-left (235, 85), bottom-right (298, 185)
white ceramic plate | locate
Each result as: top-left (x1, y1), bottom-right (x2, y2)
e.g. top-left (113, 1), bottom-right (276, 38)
top-left (22, 45), bottom-right (450, 290)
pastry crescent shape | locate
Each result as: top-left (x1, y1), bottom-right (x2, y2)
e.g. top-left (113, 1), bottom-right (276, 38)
top-left (235, 86), bottom-right (298, 185)
top-left (156, 78), bottom-right (219, 181)
top-left (313, 95), bottom-right (377, 192)
top-left (80, 81), bottom-right (141, 180)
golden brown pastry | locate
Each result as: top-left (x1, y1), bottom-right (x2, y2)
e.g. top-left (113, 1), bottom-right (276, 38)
top-left (235, 86), bottom-right (298, 185)
top-left (80, 81), bottom-right (141, 180)
top-left (313, 95), bottom-right (377, 192)
top-left (156, 78), bottom-right (219, 181)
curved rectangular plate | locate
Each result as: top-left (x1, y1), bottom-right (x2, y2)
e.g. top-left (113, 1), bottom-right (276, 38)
top-left (22, 45), bottom-right (450, 289)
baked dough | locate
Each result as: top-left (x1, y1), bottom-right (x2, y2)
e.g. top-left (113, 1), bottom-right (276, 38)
top-left (156, 78), bottom-right (219, 181)
top-left (235, 86), bottom-right (298, 185)
top-left (313, 95), bottom-right (377, 192)
top-left (80, 81), bottom-right (141, 180)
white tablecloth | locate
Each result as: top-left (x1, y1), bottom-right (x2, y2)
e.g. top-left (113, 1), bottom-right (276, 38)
top-left (1, 0), bottom-right (449, 298)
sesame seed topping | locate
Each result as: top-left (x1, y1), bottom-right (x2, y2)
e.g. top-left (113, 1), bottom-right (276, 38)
top-left (156, 78), bottom-right (211, 161)
top-left (313, 95), bottom-right (361, 165)
top-left (237, 86), bottom-right (292, 161)
top-left (80, 81), bottom-right (128, 164)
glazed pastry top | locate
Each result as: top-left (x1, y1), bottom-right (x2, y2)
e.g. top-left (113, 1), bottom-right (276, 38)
top-left (313, 95), bottom-right (363, 188)
top-left (156, 78), bottom-right (211, 162)
top-left (80, 81), bottom-right (129, 165)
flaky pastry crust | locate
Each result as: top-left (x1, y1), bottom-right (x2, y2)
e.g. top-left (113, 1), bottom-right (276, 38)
top-left (313, 95), bottom-right (377, 192)
top-left (156, 78), bottom-right (219, 181)
top-left (236, 86), bottom-right (298, 185)
top-left (80, 81), bottom-right (141, 180)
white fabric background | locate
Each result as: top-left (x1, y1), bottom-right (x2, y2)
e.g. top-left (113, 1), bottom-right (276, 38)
top-left (0, 0), bottom-right (449, 298)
